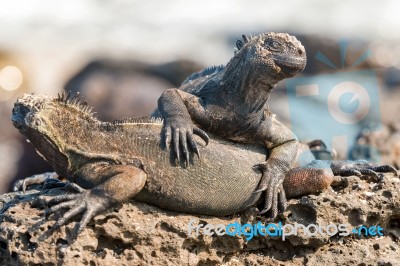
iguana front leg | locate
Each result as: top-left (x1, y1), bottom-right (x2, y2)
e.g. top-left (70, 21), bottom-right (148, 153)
top-left (157, 88), bottom-right (209, 164)
top-left (41, 164), bottom-right (147, 235)
top-left (253, 117), bottom-right (298, 218)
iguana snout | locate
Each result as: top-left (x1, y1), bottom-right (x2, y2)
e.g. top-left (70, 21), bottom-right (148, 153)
top-left (262, 33), bottom-right (306, 77)
top-left (11, 103), bottom-right (30, 129)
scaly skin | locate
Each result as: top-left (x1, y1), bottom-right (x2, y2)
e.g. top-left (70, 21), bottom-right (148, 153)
top-left (154, 32), bottom-right (307, 216)
top-left (11, 93), bottom-right (397, 236)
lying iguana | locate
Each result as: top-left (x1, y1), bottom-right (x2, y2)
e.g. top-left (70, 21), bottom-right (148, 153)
top-left (154, 32), bottom-right (309, 216)
top-left (11, 93), bottom-right (397, 235)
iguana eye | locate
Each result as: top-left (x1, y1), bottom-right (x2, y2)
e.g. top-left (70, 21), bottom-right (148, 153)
top-left (265, 39), bottom-right (283, 52)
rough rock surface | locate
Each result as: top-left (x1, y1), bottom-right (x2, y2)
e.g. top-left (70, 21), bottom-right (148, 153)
top-left (351, 122), bottom-right (400, 169)
top-left (0, 173), bottom-right (399, 266)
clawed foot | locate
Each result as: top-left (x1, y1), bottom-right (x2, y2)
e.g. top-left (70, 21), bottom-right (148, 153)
top-left (253, 164), bottom-right (287, 218)
top-left (13, 172), bottom-right (62, 192)
top-left (38, 183), bottom-right (109, 236)
top-left (162, 117), bottom-right (209, 166)
top-left (331, 160), bottom-right (398, 182)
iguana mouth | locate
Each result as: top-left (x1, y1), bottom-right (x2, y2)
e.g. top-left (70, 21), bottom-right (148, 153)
top-left (273, 54), bottom-right (306, 70)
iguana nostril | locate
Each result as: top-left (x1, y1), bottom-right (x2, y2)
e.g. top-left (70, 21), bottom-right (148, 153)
top-left (298, 49), bottom-right (303, 55)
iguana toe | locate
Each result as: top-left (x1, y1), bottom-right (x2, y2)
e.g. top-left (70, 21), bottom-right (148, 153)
top-left (188, 135), bottom-right (200, 158)
top-left (52, 203), bottom-right (86, 230)
top-left (47, 193), bottom-right (81, 206)
top-left (162, 126), bottom-right (172, 150)
top-left (269, 187), bottom-right (279, 217)
top-left (193, 127), bottom-right (209, 146)
top-left (278, 187), bottom-right (287, 213)
top-left (179, 130), bottom-right (190, 166)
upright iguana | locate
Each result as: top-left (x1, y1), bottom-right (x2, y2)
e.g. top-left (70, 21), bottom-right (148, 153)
top-left (153, 32), bottom-right (310, 216)
top-left (11, 93), bottom-right (396, 235)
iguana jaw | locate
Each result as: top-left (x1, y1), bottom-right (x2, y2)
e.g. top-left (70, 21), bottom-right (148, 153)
top-left (272, 53), bottom-right (306, 77)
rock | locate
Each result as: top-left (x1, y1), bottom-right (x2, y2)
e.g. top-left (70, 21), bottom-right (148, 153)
top-left (351, 122), bottom-right (400, 168)
top-left (0, 173), bottom-right (399, 265)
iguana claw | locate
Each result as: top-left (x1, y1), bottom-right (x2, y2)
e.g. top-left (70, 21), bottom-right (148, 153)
top-left (163, 118), bottom-right (209, 166)
top-left (193, 127), bottom-right (209, 146)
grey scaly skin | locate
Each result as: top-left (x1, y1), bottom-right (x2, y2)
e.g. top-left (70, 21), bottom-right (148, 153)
top-left (154, 32), bottom-right (307, 217)
top-left (11, 93), bottom-right (397, 236)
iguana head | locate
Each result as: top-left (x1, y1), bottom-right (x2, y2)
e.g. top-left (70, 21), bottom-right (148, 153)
top-left (232, 32), bottom-right (306, 83)
top-left (11, 93), bottom-right (96, 175)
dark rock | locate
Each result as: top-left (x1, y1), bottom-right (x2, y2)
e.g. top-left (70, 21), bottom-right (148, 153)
top-left (0, 173), bottom-right (399, 265)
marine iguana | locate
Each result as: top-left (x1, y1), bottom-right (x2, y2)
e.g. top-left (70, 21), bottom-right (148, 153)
top-left (11, 93), bottom-right (397, 235)
top-left (154, 32), bottom-right (308, 216)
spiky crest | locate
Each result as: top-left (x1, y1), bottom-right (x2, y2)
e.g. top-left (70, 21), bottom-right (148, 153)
top-left (111, 116), bottom-right (163, 126)
top-left (101, 117), bottom-right (163, 132)
top-left (55, 91), bottom-right (94, 117)
top-left (182, 65), bottom-right (224, 85)
top-left (234, 34), bottom-right (255, 54)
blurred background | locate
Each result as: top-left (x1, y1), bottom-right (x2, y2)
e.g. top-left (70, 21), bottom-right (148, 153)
top-left (1, 0), bottom-right (400, 193)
